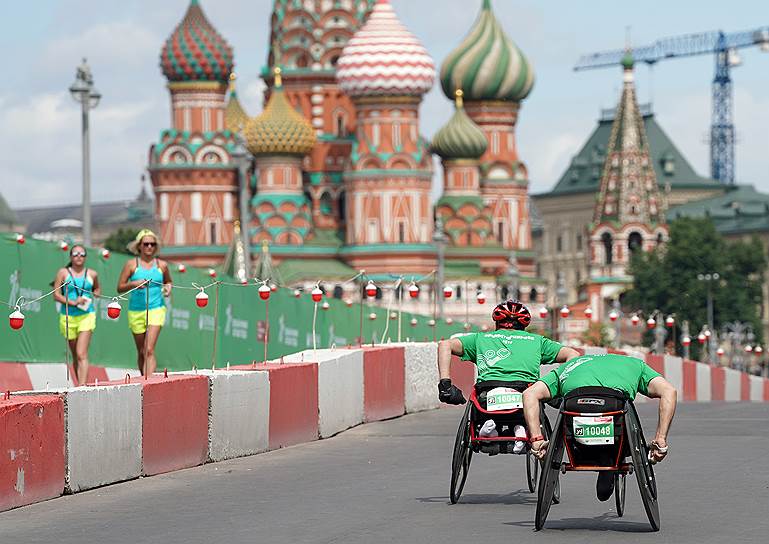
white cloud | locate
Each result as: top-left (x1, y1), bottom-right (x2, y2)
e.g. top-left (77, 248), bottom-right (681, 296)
top-left (240, 79), bottom-right (266, 116)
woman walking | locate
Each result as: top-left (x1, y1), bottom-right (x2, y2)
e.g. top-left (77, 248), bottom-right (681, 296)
top-left (117, 229), bottom-right (172, 376)
top-left (53, 245), bottom-right (100, 386)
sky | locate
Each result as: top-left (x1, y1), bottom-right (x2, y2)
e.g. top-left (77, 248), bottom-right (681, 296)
top-left (0, 0), bottom-right (767, 209)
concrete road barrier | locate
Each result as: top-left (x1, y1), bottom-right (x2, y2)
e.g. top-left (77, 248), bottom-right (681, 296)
top-left (361, 347), bottom-right (405, 422)
top-left (395, 342), bottom-right (439, 413)
top-left (0, 395), bottom-right (65, 511)
top-left (283, 349), bottom-right (364, 438)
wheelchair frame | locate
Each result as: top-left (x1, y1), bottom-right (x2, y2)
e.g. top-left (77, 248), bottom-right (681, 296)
top-left (535, 397), bottom-right (660, 531)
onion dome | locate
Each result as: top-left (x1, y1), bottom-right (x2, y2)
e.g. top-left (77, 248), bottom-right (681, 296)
top-left (440, 0), bottom-right (534, 102)
top-left (431, 90), bottom-right (488, 160)
top-left (336, 0), bottom-right (435, 97)
top-left (243, 68), bottom-right (316, 156)
top-left (160, 0), bottom-right (234, 83)
top-left (224, 73), bottom-right (248, 133)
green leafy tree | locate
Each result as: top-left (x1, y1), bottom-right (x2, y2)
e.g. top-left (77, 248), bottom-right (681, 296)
top-left (625, 218), bottom-right (766, 357)
top-left (104, 228), bottom-right (140, 255)
top-left (580, 322), bottom-right (612, 347)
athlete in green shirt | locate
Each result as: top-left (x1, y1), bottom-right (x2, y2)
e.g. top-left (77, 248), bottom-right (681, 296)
top-left (523, 353), bottom-right (677, 499)
top-left (437, 300), bottom-right (579, 405)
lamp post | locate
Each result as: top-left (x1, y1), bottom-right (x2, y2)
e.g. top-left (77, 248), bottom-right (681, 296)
top-left (231, 139), bottom-right (252, 276)
top-left (697, 272), bottom-right (720, 364)
top-left (507, 250), bottom-right (520, 300)
top-left (433, 218), bottom-right (447, 320)
top-left (69, 58), bottom-right (101, 247)
top-left (555, 273), bottom-right (567, 343)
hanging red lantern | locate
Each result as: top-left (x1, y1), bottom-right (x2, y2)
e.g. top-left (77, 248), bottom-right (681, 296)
top-left (631, 314), bottom-right (640, 326)
top-left (559, 305), bottom-right (570, 319)
top-left (365, 281), bottom-right (377, 298)
top-left (755, 345), bottom-right (764, 355)
top-left (293, 289), bottom-right (301, 299)
top-left (9, 309), bottom-right (24, 330)
top-left (665, 316), bottom-right (675, 328)
top-left (584, 307), bottom-right (593, 318)
top-left (538, 307), bottom-right (548, 319)
top-left (428, 319), bottom-right (436, 327)
top-left (646, 317), bottom-right (656, 329)
top-left (321, 301), bottom-right (330, 311)
top-left (410, 318), bottom-right (418, 327)
top-left (704, 329), bottom-right (712, 338)
top-left (345, 298), bottom-right (353, 308)
top-left (477, 292), bottom-right (486, 305)
top-left (481, 324), bottom-right (490, 332)
top-left (408, 284), bottom-right (419, 298)
top-left (101, 248), bottom-right (110, 259)
top-left (609, 310), bottom-right (618, 322)
top-left (744, 344), bottom-right (753, 353)
top-left (270, 284), bottom-right (277, 292)
top-left (697, 333), bottom-right (706, 344)
top-left (240, 278), bottom-right (249, 285)
top-left (716, 347), bottom-right (725, 357)
top-left (208, 268), bottom-right (217, 278)
top-left (258, 285), bottom-right (271, 300)
top-left (369, 312), bottom-right (377, 321)
top-left (311, 287), bottom-right (323, 303)
top-left (177, 264), bottom-right (186, 273)
top-left (446, 317), bottom-right (454, 325)
top-left (390, 311), bottom-right (397, 320)
top-left (107, 300), bottom-right (122, 319)
top-left (195, 291), bottom-right (209, 308)
top-left (60, 241), bottom-right (69, 252)
top-left (463, 323), bottom-right (472, 331)
top-left (16, 233), bottom-right (25, 245)
top-left (681, 335), bottom-right (691, 347)
top-left (443, 286), bottom-right (453, 299)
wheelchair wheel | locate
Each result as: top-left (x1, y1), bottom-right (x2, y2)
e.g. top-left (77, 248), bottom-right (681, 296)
top-left (450, 403), bottom-right (473, 504)
top-left (526, 450), bottom-right (539, 493)
top-left (543, 412), bottom-right (560, 505)
top-left (614, 472), bottom-right (626, 517)
top-left (535, 412), bottom-right (565, 531)
top-left (626, 402), bottom-right (660, 531)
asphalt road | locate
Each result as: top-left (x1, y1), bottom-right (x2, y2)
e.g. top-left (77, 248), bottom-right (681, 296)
top-left (1, 403), bottom-right (768, 544)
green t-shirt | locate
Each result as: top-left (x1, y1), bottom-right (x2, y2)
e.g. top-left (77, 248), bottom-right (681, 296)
top-left (539, 354), bottom-right (662, 400)
top-left (457, 330), bottom-right (563, 383)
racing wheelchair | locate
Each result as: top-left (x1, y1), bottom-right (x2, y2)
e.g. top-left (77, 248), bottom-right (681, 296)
top-left (450, 381), bottom-right (558, 504)
top-left (535, 387), bottom-right (660, 531)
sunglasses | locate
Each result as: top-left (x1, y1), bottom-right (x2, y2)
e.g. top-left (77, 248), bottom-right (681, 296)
top-left (142, 242), bottom-right (157, 247)
top-left (71, 251), bottom-right (87, 257)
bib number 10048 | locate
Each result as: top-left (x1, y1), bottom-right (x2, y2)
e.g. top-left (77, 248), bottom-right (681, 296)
top-left (573, 416), bottom-right (614, 445)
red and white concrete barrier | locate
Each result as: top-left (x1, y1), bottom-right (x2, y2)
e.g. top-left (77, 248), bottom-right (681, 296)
top-left (361, 346), bottom-right (406, 423)
top-left (0, 362), bottom-right (141, 392)
top-left (397, 342), bottom-right (439, 413)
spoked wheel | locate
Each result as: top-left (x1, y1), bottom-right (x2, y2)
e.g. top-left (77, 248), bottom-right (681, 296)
top-left (526, 450), bottom-right (539, 493)
top-left (543, 412), bottom-right (561, 505)
top-left (614, 472), bottom-right (626, 517)
top-left (450, 402), bottom-right (473, 504)
top-left (626, 402), bottom-right (661, 531)
top-left (535, 412), bottom-right (565, 531)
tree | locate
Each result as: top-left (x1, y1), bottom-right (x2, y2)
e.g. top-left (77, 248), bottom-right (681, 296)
top-left (581, 322), bottom-right (612, 347)
top-left (625, 218), bottom-right (766, 356)
top-left (104, 228), bottom-right (140, 254)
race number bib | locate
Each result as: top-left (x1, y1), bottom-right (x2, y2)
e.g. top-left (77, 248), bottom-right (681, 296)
top-left (573, 416), bottom-right (614, 445)
top-left (486, 387), bottom-right (522, 411)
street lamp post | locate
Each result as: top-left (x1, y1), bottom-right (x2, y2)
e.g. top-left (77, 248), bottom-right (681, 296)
top-left (507, 250), bottom-right (520, 300)
top-left (231, 140), bottom-right (252, 276)
top-left (697, 272), bottom-right (720, 364)
top-left (433, 219), bottom-right (447, 320)
top-left (555, 273), bottom-right (567, 343)
top-left (69, 58), bottom-right (101, 247)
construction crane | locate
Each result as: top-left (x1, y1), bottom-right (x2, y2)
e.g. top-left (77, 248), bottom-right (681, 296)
top-left (575, 27), bottom-right (769, 185)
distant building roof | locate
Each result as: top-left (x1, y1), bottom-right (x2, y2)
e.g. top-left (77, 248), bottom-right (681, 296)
top-left (667, 184), bottom-right (769, 235)
top-left (539, 109), bottom-right (721, 197)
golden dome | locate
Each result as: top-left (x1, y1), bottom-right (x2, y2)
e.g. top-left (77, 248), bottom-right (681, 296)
top-left (224, 73), bottom-right (249, 133)
top-left (243, 68), bottom-right (316, 156)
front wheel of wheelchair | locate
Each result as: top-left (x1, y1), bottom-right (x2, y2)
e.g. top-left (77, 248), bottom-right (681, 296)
top-left (535, 412), bottom-right (565, 531)
top-left (450, 402), bottom-right (472, 504)
top-left (626, 402), bottom-right (661, 531)
top-left (614, 472), bottom-right (626, 517)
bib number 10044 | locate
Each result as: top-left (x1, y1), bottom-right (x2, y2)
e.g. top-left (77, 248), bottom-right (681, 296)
top-left (573, 416), bottom-right (614, 445)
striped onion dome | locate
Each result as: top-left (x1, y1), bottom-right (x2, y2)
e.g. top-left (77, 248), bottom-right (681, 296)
top-left (243, 68), bottom-right (316, 156)
top-left (160, 0), bottom-right (234, 83)
top-left (431, 91), bottom-right (487, 160)
top-left (224, 74), bottom-right (249, 133)
top-left (336, 0), bottom-right (435, 97)
top-left (440, 0), bottom-right (534, 102)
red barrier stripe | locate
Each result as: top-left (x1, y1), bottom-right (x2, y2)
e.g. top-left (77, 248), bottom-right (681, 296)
top-left (711, 366), bottom-right (726, 401)
top-left (645, 354), bottom-right (665, 376)
top-left (450, 355), bottom-right (475, 398)
top-left (682, 360), bottom-right (697, 402)
top-left (764, 378), bottom-right (769, 402)
top-left (362, 347), bottom-right (405, 422)
top-left (0, 362), bottom-right (33, 392)
top-left (740, 372), bottom-right (751, 401)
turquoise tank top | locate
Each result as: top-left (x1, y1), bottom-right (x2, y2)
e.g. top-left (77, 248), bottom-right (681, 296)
top-left (128, 258), bottom-right (165, 311)
top-left (59, 268), bottom-right (94, 316)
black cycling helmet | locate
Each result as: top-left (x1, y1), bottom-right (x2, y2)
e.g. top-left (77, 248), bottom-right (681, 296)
top-left (492, 299), bottom-right (531, 330)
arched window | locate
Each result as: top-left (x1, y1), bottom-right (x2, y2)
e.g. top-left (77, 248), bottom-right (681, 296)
top-left (338, 191), bottom-right (346, 221)
top-left (529, 288), bottom-right (538, 303)
top-left (332, 285), bottom-right (343, 299)
top-left (628, 232), bottom-right (643, 253)
top-left (602, 232), bottom-right (613, 265)
top-left (501, 286), bottom-right (509, 300)
top-left (320, 192), bottom-right (333, 215)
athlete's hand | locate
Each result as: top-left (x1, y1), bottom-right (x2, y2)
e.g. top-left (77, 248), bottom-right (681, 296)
top-left (438, 379), bottom-right (466, 405)
top-left (531, 439), bottom-right (549, 460)
top-left (649, 438), bottom-right (668, 464)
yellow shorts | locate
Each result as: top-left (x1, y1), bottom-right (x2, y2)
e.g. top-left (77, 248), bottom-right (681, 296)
top-left (59, 313), bottom-right (96, 340)
top-left (128, 308), bottom-right (167, 335)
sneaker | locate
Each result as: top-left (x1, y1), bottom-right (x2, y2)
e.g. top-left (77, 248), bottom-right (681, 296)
top-left (479, 419), bottom-right (498, 438)
top-left (596, 471), bottom-right (614, 502)
top-left (512, 425), bottom-right (527, 454)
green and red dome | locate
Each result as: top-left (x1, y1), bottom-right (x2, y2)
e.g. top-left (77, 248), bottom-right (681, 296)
top-left (160, 0), bottom-right (234, 83)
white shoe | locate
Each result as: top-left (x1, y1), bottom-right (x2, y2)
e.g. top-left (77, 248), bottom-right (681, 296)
top-left (479, 419), bottom-right (498, 438)
top-left (513, 424), bottom-right (527, 453)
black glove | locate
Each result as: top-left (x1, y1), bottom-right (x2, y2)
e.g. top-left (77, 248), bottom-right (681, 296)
top-left (438, 378), bottom-right (466, 405)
